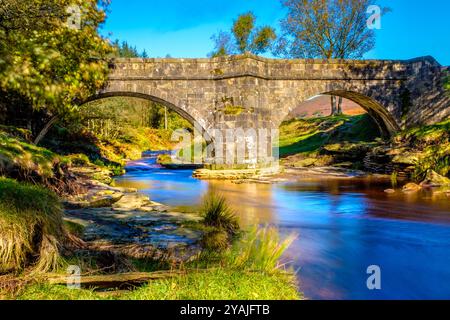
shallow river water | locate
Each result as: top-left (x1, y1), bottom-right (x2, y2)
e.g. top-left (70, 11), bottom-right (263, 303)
top-left (114, 152), bottom-right (450, 300)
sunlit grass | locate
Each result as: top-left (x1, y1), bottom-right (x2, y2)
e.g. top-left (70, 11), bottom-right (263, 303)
top-left (17, 268), bottom-right (300, 300)
top-left (0, 178), bottom-right (64, 273)
top-left (227, 226), bottom-right (297, 274)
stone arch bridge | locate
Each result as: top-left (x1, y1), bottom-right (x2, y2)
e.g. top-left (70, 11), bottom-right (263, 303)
top-left (87, 54), bottom-right (449, 167)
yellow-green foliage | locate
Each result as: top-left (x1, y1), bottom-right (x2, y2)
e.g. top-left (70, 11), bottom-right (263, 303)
top-left (99, 128), bottom-right (175, 165)
top-left (0, 130), bottom-right (61, 179)
top-left (66, 154), bottom-right (91, 167)
top-left (397, 119), bottom-right (450, 145)
top-left (0, 178), bottom-right (63, 273)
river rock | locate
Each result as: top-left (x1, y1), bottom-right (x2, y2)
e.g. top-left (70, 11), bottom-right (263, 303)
top-left (402, 183), bottom-right (421, 193)
top-left (391, 152), bottom-right (420, 165)
top-left (384, 189), bottom-right (396, 194)
top-left (114, 187), bottom-right (138, 193)
top-left (66, 192), bottom-right (124, 208)
top-left (112, 193), bottom-right (152, 210)
top-left (420, 170), bottom-right (450, 188)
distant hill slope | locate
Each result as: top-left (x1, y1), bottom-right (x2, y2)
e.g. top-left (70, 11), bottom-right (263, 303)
top-left (286, 95), bottom-right (365, 120)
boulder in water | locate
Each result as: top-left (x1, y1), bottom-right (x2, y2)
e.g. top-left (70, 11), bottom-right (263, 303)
top-left (402, 183), bottom-right (421, 193)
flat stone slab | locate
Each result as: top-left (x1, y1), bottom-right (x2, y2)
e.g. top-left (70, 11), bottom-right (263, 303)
top-left (65, 206), bottom-right (203, 249)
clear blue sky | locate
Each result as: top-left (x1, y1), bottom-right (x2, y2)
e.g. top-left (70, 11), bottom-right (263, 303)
top-left (101, 0), bottom-right (450, 65)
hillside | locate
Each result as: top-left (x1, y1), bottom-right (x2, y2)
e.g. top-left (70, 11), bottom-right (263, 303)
top-left (285, 95), bottom-right (365, 120)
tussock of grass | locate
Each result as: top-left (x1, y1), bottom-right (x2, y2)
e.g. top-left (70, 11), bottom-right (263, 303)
top-left (0, 178), bottom-right (64, 273)
top-left (227, 226), bottom-right (297, 274)
top-left (200, 192), bottom-right (239, 235)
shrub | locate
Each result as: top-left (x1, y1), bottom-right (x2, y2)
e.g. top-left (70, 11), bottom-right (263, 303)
top-left (0, 178), bottom-right (64, 273)
top-left (67, 154), bottom-right (91, 166)
top-left (200, 192), bottom-right (239, 235)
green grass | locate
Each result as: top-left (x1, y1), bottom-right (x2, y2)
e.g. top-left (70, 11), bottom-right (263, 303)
top-left (17, 268), bottom-right (300, 300)
top-left (226, 226), bottom-right (297, 274)
top-left (395, 119), bottom-right (450, 180)
top-left (278, 114), bottom-right (381, 158)
top-left (17, 284), bottom-right (102, 300)
top-left (0, 130), bottom-right (62, 180)
top-left (397, 119), bottom-right (450, 145)
top-left (124, 269), bottom-right (299, 300)
top-left (200, 192), bottom-right (239, 235)
top-left (0, 178), bottom-right (64, 273)
top-left (63, 220), bottom-right (85, 238)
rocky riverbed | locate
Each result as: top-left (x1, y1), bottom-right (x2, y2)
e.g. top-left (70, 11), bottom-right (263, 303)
top-left (63, 175), bottom-right (204, 262)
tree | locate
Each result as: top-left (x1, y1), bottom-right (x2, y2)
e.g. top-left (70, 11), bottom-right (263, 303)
top-left (113, 40), bottom-right (140, 58)
top-left (210, 12), bottom-right (276, 57)
top-left (0, 0), bottom-right (114, 144)
top-left (276, 0), bottom-right (389, 115)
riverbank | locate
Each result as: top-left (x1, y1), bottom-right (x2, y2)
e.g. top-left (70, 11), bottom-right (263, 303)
top-left (0, 153), bottom-right (300, 300)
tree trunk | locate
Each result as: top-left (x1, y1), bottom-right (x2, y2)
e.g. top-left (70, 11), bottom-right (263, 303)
top-left (34, 115), bottom-right (59, 145)
top-left (164, 106), bottom-right (168, 130)
top-left (336, 96), bottom-right (343, 115)
top-left (330, 96), bottom-right (343, 116)
top-left (330, 96), bottom-right (337, 116)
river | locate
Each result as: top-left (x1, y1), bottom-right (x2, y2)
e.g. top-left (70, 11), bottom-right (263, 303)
top-left (113, 152), bottom-right (450, 300)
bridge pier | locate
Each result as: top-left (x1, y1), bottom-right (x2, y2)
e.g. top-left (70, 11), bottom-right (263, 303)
top-left (203, 124), bottom-right (279, 170)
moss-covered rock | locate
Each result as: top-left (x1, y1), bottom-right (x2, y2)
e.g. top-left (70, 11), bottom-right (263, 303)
top-left (420, 170), bottom-right (450, 188)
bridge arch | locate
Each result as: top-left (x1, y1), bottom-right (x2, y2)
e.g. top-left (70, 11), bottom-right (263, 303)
top-left (321, 90), bottom-right (401, 137)
top-left (275, 86), bottom-right (402, 138)
top-left (82, 91), bottom-right (213, 142)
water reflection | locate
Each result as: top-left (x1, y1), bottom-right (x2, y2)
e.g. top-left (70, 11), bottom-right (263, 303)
top-left (114, 154), bottom-right (450, 300)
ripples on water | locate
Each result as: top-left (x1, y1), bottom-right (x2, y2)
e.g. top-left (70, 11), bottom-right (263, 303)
top-left (114, 153), bottom-right (450, 300)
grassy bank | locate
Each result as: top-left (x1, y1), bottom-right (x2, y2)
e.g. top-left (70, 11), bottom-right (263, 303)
top-left (0, 178), bottom-right (63, 274)
top-left (1, 190), bottom-right (300, 300)
top-left (18, 269), bottom-right (299, 300)
top-left (279, 114), bottom-right (450, 183)
top-left (43, 126), bottom-right (175, 168)
top-left (8, 224), bottom-right (300, 300)
top-left (392, 119), bottom-right (450, 181)
top-left (279, 114), bottom-right (381, 169)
